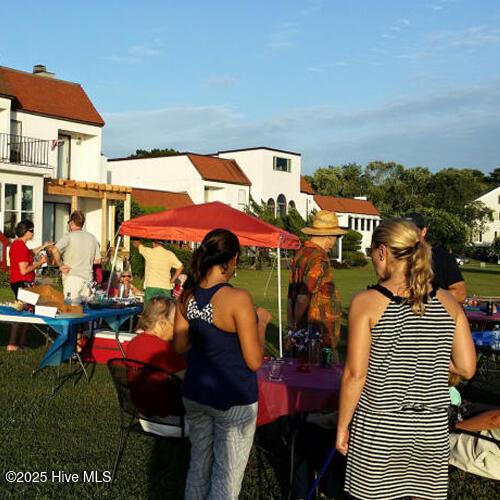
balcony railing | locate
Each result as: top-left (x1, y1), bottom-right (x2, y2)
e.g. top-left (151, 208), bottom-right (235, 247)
top-left (0, 132), bottom-right (51, 169)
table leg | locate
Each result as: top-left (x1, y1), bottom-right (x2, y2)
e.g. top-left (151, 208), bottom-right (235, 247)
top-left (115, 330), bottom-right (126, 358)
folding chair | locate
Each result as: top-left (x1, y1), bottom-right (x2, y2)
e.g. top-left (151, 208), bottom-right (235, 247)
top-left (107, 357), bottom-right (187, 484)
top-left (450, 350), bottom-right (500, 481)
top-left (460, 346), bottom-right (500, 406)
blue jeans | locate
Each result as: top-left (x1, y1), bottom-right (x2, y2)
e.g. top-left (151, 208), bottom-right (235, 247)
top-left (183, 398), bottom-right (258, 500)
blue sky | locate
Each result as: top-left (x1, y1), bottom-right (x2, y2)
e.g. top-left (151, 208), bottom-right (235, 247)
top-left (2, 0), bottom-right (500, 173)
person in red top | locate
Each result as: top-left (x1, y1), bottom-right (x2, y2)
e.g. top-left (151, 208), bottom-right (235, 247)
top-left (126, 296), bottom-right (186, 434)
top-left (8, 219), bottom-right (52, 351)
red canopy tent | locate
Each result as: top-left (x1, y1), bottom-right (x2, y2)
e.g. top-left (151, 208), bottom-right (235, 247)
top-left (119, 201), bottom-right (301, 355)
top-left (120, 201), bottom-right (300, 250)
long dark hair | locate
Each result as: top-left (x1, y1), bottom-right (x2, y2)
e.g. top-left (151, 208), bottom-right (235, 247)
top-left (180, 229), bottom-right (240, 308)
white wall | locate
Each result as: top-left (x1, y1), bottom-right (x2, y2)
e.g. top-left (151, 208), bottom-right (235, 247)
top-left (109, 155), bottom-right (250, 209)
top-left (109, 156), bottom-right (203, 201)
top-left (9, 110), bottom-right (103, 181)
top-left (0, 97), bottom-right (12, 133)
top-left (0, 169), bottom-right (44, 247)
top-left (475, 186), bottom-right (500, 244)
top-left (217, 149), bottom-right (305, 217)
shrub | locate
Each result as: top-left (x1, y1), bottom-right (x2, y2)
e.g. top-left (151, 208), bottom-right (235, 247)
top-left (128, 242), bottom-right (192, 279)
top-left (342, 251), bottom-right (368, 267)
top-left (343, 230), bottom-right (363, 252)
top-left (0, 269), bottom-right (9, 287)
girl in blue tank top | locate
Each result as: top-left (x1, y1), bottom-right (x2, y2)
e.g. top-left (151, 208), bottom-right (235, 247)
top-left (174, 228), bottom-right (271, 500)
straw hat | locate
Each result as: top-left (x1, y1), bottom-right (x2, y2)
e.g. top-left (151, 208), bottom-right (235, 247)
top-left (302, 210), bottom-right (347, 236)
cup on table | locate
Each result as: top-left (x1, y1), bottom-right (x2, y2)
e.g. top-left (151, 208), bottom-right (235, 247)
top-left (268, 360), bottom-right (283, 381)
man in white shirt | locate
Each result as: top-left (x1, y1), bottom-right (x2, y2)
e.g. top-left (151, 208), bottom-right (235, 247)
top-left (52, 210), bottom-right (101, 302)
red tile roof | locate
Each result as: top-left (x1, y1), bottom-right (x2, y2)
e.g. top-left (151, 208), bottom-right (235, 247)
top-left (0, 66), bottom-right (104, 126)
top-left (132, 189), bottom-right (194, 210)
top-left (300, 176), bottom-right (316, 195)
top-left (314, 195), bottom-right (380, 216)
top-left (187, 154), bottom-right (251, 186)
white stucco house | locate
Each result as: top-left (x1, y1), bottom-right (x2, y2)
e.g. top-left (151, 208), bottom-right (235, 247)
top-left (108, 147), bottom-right (319, 220)
top-left (108, 153), bottom-right (251, 210)
top-left (0, 64), bottom-right (131, 254)
top-left (313, 195), bottom-right (381, 255)
top-left (472, 185), bottom-right (500, 245)
top-left (216, 147), bottom-right (312, 217)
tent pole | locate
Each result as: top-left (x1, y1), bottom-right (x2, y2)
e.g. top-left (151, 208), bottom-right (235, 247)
top-left (107, 235), bottom-right (122, 296)
top-left (277, 244), bottom-right (283, 358)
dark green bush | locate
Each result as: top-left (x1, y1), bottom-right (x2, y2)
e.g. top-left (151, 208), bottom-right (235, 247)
top-left (343, 230), bottom-right (363, 252)
top-left (343, 251), bottom-right (368, 267)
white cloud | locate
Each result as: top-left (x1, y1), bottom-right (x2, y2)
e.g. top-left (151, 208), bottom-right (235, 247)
top-left (104, 40), bottom-right (163, 64)
top-left (428, 26), bottom-right (500, 49)
top-left (267, 22), bottom-right (299, 50)
top-left (102, 80), bottom-right (500, 172)
top-left (201, 76), bottom-right (240, 88)
top-left (103, 55), bottom-right (141, 65)
top-left (129, 43), bottom-right (163, 56)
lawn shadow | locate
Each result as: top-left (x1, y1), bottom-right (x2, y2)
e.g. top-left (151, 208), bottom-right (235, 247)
top-left (147, 437), bottom-right (190, 500)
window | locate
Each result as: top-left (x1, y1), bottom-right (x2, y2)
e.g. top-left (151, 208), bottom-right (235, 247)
top-left (273, 156), bottom-right (291, 173)
top-left (57, 134), bottom-right (71, 179)
top-left (10, 120), bottom-right (22, 163)
top-left (238, 189), bottom-right (246, 211)
top-left (288, 200), bottom-right (296, 211)
top-left (366, 219), bottom-right (371, 231)
top-left (348, 216), bottom-right (352, 229)
top-left (43, 202), bottom-right (70, 242)
top-left (2, 183), bottom-right (34, 238)
top-left (360, 219), bottom-right (365, 231)
top-left (277, 194), bottom-right (287, 217)
top-left (354, 218), bottom-right (359, 230)
top-left (267, 198), bottom-right (275, 216)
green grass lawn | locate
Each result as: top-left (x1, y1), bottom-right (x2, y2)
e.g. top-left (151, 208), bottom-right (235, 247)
top-left (0, 264), bottom-right (499, 499)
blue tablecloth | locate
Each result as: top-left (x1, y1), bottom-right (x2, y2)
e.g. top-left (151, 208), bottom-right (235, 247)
top-left (472, 330), bottom-right (500, 351)
top-left (0, 305), bottom-right (142, 368)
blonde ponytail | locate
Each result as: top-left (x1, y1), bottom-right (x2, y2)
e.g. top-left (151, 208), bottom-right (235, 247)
top-left (372, 218), bottom-right (434, 315)
top-left (408, 240), bottom-right (433, 315)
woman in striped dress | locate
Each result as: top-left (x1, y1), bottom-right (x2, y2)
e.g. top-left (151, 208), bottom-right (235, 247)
top-left (336, 218), bottom-right (476, 500)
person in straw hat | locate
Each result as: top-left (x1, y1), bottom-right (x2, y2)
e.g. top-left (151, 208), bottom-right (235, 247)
top-left (287, 210), bottom-right (346, 358)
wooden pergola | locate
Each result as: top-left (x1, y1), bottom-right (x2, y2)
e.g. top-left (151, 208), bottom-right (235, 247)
top-left (44, 178), bottom-right (132, 255)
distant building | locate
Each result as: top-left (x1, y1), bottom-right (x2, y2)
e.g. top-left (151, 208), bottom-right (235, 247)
top-left (132, 188), bottom-right (194, 210)
top-left (109, 153), bottom-right (251, 210)
top-left (108, 145), bottom-right (382, 260)
top-left (472, 185), bottom-right (500, 245)
top-left (313, 195), bottom-right (381, 255)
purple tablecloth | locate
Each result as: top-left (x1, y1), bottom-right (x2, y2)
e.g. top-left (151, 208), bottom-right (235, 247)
top-left (466, 310), bottom-right (500, 323)
top-left (257, 359), bottom-right (342, 426)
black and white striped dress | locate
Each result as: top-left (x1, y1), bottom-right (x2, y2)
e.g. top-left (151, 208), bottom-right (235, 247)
top-left (344, 284), bottom-right (455, 500)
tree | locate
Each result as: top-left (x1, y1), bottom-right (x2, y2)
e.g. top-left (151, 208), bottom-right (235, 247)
top-left (282, 208), bottom-right (307, 241)
top-left (419, 208), bottom-right (466, 253)
top-left (487, 237), bottom-right (500, 263)
top-left (127, 147), bottom-right (179, 159)
top-left (486, 167), bottom-right (500, 187)
top-left (342, 230), bottom-right (363, 252)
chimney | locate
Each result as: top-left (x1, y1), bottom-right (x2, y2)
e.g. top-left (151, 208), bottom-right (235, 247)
top-left (354, 196), bottom-right (368, 201)
top-left (32, 64), bottom-right (55, 78)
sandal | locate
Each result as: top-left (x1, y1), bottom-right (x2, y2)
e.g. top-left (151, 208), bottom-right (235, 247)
top-left (6, 344), bottom-right (21, 352)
